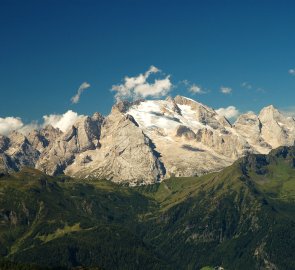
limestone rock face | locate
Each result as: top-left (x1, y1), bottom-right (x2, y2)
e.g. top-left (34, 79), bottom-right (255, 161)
top-left (0, 132), bottom-right (39, 173)
top-left (233, 112), bottom-right (272, 153)
top-left (126, 96), bottom-right (236, 177)
top-left (1, 96), bottom-right (295, 185)
top-left (27, 125), bottom-right (62, 152)
top-left (0, 135), bottom-right (9, 153)
top-left (234, 112), bottom-right (261, 139)
top-left (165, 96), bottom-right (182, 115)
top-left (233, 107), bottom-right (295, 153)
top-left (175, 125), bottom-right (196, 140)
top-left (195, 128), bottom-right (252, 159)
top-left (258, 106), bottom-right (295, 148)
top-left (66, 110), bottom-right (165, 185)
top-left (174, 95), bottom-right (231, 129)
top-left (112, 100), bottom-right (144, 114)
top-left (36, 114), bottom-right (104, 175)
top-left (0, 153), bottom-right (14, 174)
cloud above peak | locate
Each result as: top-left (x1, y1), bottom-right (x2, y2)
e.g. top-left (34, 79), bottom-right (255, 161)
top-left (216, 106), bottom-right (240, 120)
top-left (220, 86), bottom-right (232, 94)
top-left (0, 116), bottom-right (24, 136)
top-left (71, 82), bottom-right (91, 104)
top-left (111, 66), bottom-right (172, 101)
top-left (189, 84), bottom-right (206, 94)
top-left (0, 110), bottom-right (84, 136)
top-left (289, 68), bottom-right (295, 76)
top-left (43, 110), bottom-right (84, 132)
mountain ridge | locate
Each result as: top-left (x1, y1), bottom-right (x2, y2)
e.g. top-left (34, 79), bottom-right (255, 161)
top-left (1, 96), bottom-right (295, 185)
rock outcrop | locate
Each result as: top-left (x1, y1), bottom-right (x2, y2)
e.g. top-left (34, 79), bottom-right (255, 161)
top-left (65, 108), bottom-right (165, 185)
top-left (258, 105), bottom-right (295, 148)
top-left (35, 113), bottom-right (104, 175)
top-left (175, 125), bottom-right (196, 140)
top-left (1, 96), bottom-right (295, 185)
top-left (27, 125), bottom-right (62, 152)
top-left (0, 131), bottom-right (39, 173)
top-left (174, 95), bottom-right (231, 129)
top-left (233, 112), bottom-right (272, 153)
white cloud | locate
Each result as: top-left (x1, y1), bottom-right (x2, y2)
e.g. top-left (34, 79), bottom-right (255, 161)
top-left (180, 80), bottom-right (207, 95)
top-left (241, 82), bottom-right (253, 89)
top-left (111, 66), bottom-right (172, 101)
top-left (71, 82), bottom-right (91, 104)
top-left (220, 86), bottom-right (232, 94)
top-left (43, 110), bottom-right (84, 132)
top-left (181, 79), bottom-right (190, 86)
top-left (19, 122), bottom-right (39, 135)
top-left (216, 106), bottom-right (240, 120)
top-left (0, 117), bottom-right (41, 136)
top-left (0, 110), bottom-right (84, 136)
top-left (0, 117), bottom-right (24, 136)
top-left (289, 68), bottom-right (295, 76)
top-left (189, 84), bottom-right (205, 94)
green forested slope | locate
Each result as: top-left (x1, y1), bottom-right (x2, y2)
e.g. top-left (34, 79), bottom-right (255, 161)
top-left (0, 146), bottom-right (295, 269)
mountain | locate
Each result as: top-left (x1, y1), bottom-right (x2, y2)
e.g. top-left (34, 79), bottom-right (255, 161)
top-left (1, 146), bottom-right (295, 269)
top-left (0, 131), bottom-right (40, 173)
top-left (1, 96), bottom-right (295, 185)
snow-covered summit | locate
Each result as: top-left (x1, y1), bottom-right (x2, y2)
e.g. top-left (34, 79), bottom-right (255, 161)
top-left (1, 96), bottom-right (295, 185)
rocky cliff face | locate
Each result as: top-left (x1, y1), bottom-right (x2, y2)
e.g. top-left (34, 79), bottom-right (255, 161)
top-left (35, 113), bottom-right (104, 176)
top-left (27, 125), bottom-right (62, 152)
top-left (1, 96), bottom-right (295, 184)
top-left (258, 105), bottom-right (295, 148)
top-left (65, 108), bottom-right (165, 185)
top-left (0, 131), bottom-right (39, 173)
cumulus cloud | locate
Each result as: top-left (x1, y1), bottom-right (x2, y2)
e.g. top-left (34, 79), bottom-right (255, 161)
top-left (0, 117), bottom-right (24, 136)
top-left (111, 66), bottom-right (172, 101)
top-left (43, 110), bottom-right (84, 132)
top-left (220, 86), bottom-right (232, 94)
top-left (0, 110), bottom-right (84, 136)
top-left (216, 106), bottom-right (240, 120)
top-left (71, 82), bottom-right (91, 104)
top-left (189, 84), bottom-right (206, 94)
top-left (19, 122), bottom-right (39, 135)
top-left (180, 80), bottom-right (207, 95)
top-left (289, 68), bottom-right (295, 76)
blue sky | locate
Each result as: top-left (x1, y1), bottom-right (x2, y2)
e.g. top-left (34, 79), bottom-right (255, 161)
top-left (1, 0), bottom-right (295, 126)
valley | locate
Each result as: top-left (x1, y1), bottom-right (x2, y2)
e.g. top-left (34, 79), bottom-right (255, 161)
top-left (1, 146), bottom-right (295, 269)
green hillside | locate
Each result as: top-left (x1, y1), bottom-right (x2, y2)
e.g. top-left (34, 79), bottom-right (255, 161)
top-left (1, 146), bottom-right (295, 269)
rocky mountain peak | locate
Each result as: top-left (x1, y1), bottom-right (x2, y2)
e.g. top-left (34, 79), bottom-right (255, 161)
top-left (174, 95), bottom-right (206, 109)
top-left (234, 112), bottom-right (261, 133)
top-left (257, 105), bottom-right (295, 148)
top-left (112, 99), bottom-right (144, 114)
top-left (92, 112), bottom-right (104, 122)
top-left (0, 131), bottom-right (39, 173)
top-left (259, 105), bottom-right (281, 122)
top-left (9, 130), bottom-right (27, 144)
top-left (165, 96), bottom-right (182, 115)
top-left (1, 96), bottom-right (295, 185)
top-left (42, 124), bottom-right (62, 136)
top-left (27, 125), bottom-right (62, 152)
top-left (35, 114), bottom-right (104, 176)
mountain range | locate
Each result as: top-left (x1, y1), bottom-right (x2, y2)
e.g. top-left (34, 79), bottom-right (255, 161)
top-left (1, 96), bottom-right (294, 185)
